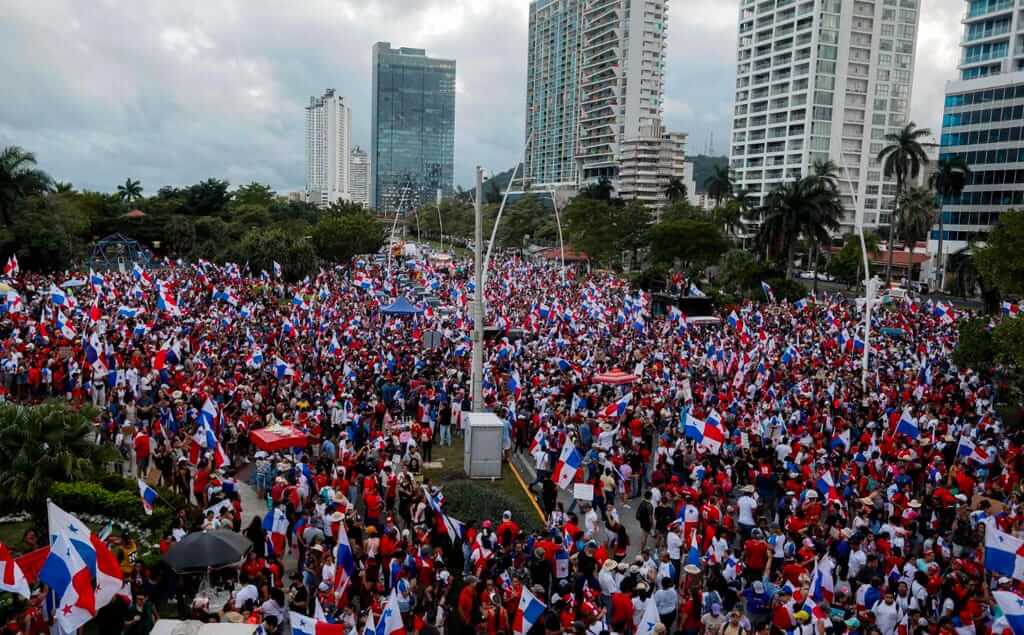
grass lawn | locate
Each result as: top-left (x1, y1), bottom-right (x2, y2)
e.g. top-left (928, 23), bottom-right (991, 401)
top-left (420, 239), bottom-right (470, 259)
top-left (424, 440), bottom-right (545, 530)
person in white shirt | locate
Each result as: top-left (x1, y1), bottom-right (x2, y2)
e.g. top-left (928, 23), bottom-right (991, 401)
top-left (737, 487), bottom-right (758, 538)
top-left (666, 524), bottom-right (684, 570)
top-left (871, 591), bottom-right (904, 635)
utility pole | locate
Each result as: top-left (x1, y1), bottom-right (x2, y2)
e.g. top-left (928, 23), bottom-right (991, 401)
top-left (471, 166), bottom-right (485, 411)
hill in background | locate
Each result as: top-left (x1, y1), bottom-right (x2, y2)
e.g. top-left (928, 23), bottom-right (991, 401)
top-left (689, 155), bottom-right (728, 193)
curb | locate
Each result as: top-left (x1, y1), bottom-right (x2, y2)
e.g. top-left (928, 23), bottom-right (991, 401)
top-left (508, 457), bottom-right (545, 523)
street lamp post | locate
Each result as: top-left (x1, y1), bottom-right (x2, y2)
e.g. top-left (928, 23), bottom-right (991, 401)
top-left (471, 166), bottom-right (485, 412)
top-left (838, 157), bottom-right (873, 394)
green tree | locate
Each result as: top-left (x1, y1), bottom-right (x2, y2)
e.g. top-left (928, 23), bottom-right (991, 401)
top-left (116, 178), bottom-right (143, 204)
top-left (578, 177), bottom-right (616, 203)
top-left (994, 318), bottom-right (1024, 399)
top-left (929, 156), bottom-right (970, 291)
top-left (810, 158), bottom-right (840, 188)
top-left (895, 186), bottom-right (936, 248)
top-left (715, 248), bottom-right (765, 294)
top-left (164, 214), bottom-right (197, 255)
top-left (232, 227), bottom-right (317, 281)
top-left (496, 194), bottom-right (555, 248)
top-left (827, 232), bottom-right (880, 288)
top-left (10, 193), bottom-right (90, 270)
top-left (664, 177), bottom-right (688, 203)
top-left (704, 164), bottom-right (733, 207)
top-left (755, 177), bottom-right (842, 279)
top-left (53, 181), bottom-right (75, 194)
top-left (877, 122), bottom-right (933, 283)
top-left (311, 212), bottom-right (385, 263)
top-left (232, 182), bottom-right (276, 208)
top-left (647, 217), bottom-right (728, 273)
top-left (976, 210), bottom-right (1024, 296)
top-left (184, 178), bottom-right (232, 217)
top-left (0, 146), bottom-right (51, 226)
top-left (953, 318), bottom-right (996, 370)
top-left (0, 402), bottom-right (108, 522)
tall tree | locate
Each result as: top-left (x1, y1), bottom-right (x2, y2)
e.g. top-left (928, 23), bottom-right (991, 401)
top-left (53, 181), bottom-right (75, 194)
top-left (663, 177), bottom-right (688, 203)
top-left (929, 156), bottom-right (971, 291)
top-left (755, 177), bottom-right (842, 280)
top-left (976, 210), bottom-right (1024, 297)
top-left (0, 146), bottom-right (51, 226)
top-left (877, 122), bottom-right (932, 284)
top-left (894, 186), bottom-right (935, 250)
top-left (704, 165), bottom-right (733, 206)
top-left (810, 158), bottom-right (841, 189)
top-left (117, 178), bottom-right (143, 203)
top-left (578, 177), bottom-right (615, 203)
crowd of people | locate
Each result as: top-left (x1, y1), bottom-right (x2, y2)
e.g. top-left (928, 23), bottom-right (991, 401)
top-left (0, 246), bottom-right (1020, 635)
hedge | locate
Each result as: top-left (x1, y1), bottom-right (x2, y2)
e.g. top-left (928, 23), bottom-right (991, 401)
top-left (50, 481), bottom-right (173, 535)
top-left (441, 481), bottom-right (542, 533)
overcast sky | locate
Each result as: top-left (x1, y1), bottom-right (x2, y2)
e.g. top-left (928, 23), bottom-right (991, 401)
top-left (0, 0), bottom-right (963, 195)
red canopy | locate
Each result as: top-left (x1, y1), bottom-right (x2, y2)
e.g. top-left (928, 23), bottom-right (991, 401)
top-left (592, 368), bottom-right (639, 385)
top-left (250, 426), bottom-right (308, 452)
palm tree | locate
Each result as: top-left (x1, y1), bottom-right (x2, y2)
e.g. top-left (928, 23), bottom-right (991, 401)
top-left (53, 181), bottom-right (74, 194)
top-left (895, 186), bottom-right (936, 250)
top-left (0, 402), bottom-right (108, 522)
top-left (929, 156), bottom-right (971, 292)
top-left (714, 198), bottom-right (745, 237)
top-left (756, 177), bottom-right (842, 279)
top-left (117, 178), bottom-right (144, 203)
top-left (664, 177), bottom-right (688, 203)
top-left (877, 122), bottom-right (933, 284)
top-left (579, 176), bottom-right (615, 202)
top-left (811, 158), bottom-right (841, 189)
top-left (0, 146), bottom-right (52, 226)
top-left (704, 165), bottom-right (734, 206)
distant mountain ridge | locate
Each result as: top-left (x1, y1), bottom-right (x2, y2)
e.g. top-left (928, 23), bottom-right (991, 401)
top-left (689, 155), bottom-right (729, 194)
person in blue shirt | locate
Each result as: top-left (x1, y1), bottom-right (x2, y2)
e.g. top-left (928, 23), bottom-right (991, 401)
top-left (740, 580), bottom-right (772, 630)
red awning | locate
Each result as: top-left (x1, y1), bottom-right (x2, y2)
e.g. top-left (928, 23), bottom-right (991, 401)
top-left (250, 427), bottom-right (308, 452)
top-left (592, 368), bottom-right (639, 385)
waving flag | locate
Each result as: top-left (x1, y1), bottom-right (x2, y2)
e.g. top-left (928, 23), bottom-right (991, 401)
top-left (290, 612), bottom-right (345, 635)
top-left (117, 306), bottom-right (143, 319)
top-left (958, 435), bottom-right (993, 465)
top-left (93, 535), bottom-right (129, 610)
top-left (263, 507), bottom-right (289, 557)
top-left (637, 598), bottom-right (660, 635)
top-left (600, 392), bottom-right (632, 419)
top-left (273, 357), bottom-right (295, 379)
top-left (895, 410), bottom-right (919, 440)
top-left (985, 526), bottom-right (1024, 581)
top-left (0, 544), bottom-right (29, 598)
top-left (380, 588), bottom-right (405, 635)
top-left (810, 560), bottom-right (835, 602)
top-left (48, 502), bottom-right (96, 577)
top-left (686, 531), bottom-right (701, 568)
top-left (334, 522), bottom-right (356, 594)
top-left (513, 587), bottom-right (546, 635)
top-left (50, 284), bottom-right (68, 306)
top-left (198, 399), bottom-right (218, 427)
top-left (794, 298), bottom-right (809, 311)
top-left (152, 340), bottom-right (180, 371)
top-left (993, 591), bottom-right (1024, 635)
top-left (246, 346), bottom-right (264, 368)
top-left (684, 414), bottom-right (724, 454)
top-left (39, 534), bottom-right (95, 633)
top-left (132, 263), bottom-right (152, 284)
top-left (292, 293), bottom-right (309, 309)
top-left (137, 479), bottom-right (159, 516)
top-left (552, 443), bottom-right (582, 490)
top-left (273, 261), bottom-right (283, 278)
top-left (1003, 302), bottom-right (1021, 318)
top-left (2, 256), bottom-right (17, 277)
top-left (932, 302), bottom-right (954, 324)
top-left (760, 281), bottom-right (775, 303)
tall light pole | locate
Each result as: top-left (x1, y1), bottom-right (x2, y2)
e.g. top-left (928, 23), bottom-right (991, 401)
top-left (838, 157), bottom-right (874, 394)
top-left (471, 166), bottom-right (485, 411)
top-left (435, 188), bottom-right (444, 253)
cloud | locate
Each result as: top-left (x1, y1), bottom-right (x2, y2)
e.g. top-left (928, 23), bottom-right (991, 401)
top-left (0, 0), bottom-right (963, 195)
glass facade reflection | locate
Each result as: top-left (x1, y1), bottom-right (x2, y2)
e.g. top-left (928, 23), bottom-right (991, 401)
top-left (371, 42), bottom-right (456, 214)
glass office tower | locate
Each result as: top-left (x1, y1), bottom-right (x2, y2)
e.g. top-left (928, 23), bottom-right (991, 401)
top-left (371, 42), bottom-right (456, 214)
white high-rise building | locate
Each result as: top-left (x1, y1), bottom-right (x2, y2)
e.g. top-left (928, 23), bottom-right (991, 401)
top-left (305, 89), bottom-right (352, 207)
top-left (350, 146), bottom-right (369, 208)
top-left (524, 0), bottom-right (670, 193)
top-left (729, 0), bottom-right (921, 240)
top-left (577, 0), bottom-right (669, 185)
top-left (618, 123), bottom-right (688, 218)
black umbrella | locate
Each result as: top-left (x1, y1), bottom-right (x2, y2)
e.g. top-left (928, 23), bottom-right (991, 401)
top-left (163, 530), bottom-right (252, 573)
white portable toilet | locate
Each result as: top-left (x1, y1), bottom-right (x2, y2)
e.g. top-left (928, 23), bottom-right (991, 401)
top-left (463, 412), bottom-right (504, 478)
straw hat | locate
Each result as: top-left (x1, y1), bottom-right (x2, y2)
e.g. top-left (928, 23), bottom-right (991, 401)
top-left (602, 559), bottom-right (618, 572)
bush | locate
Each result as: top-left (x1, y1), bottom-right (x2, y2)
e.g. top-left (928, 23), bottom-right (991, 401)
top-left (50, 481), bottom-right (173, 534)
top-left (440, 481), bottom-right (542, 533)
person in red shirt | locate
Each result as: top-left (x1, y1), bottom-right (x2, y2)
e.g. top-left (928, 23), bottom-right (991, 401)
top-left (496, 511), bottom-right (520, 548)
top-left (743, 529), bottom-right (771, 582)
top-left (364, 489), bottom-right (383, 527)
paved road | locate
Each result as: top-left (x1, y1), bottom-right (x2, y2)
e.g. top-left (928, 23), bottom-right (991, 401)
top-left (512, 451), bottom-right (647, 559)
